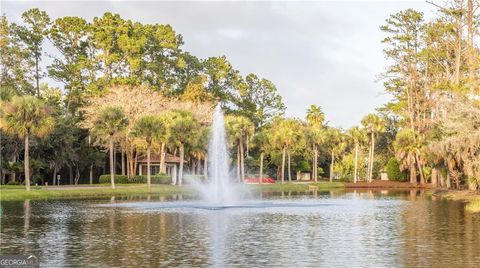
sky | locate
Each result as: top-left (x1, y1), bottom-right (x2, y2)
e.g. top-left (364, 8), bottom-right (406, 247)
top-left (2, 0), bottom-right (436, 128)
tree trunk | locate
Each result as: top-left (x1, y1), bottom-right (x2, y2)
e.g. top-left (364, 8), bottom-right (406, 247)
top-left (240, 136), bottom-right (245, 181)
top-left (369, 132), bottom-right (375, 182)
top-left (314, 144), bottom-right (318, 182)
top-left (88, 134), bottom-right (94, 183)
top-left (160, 142), bottom-right (166, 173)
top-left (89, 164), bottom-right (93, 185)
top-left (126, 152), bottom-right (130, 178)
top-left (415, 154), bottom-right (425, 185)
top-left (75, 166), bottom-right (80, 185)
top-left (197, 158), bottom-right (201, 175)
top-left (53, 167), bottom-right (57, 187)
top-left (259, 151), bottom-right (264, 185)
top-left (354, 143), bottom-right (359, 183)
top-left (191, 159), bottom-right (196, 174)
top-left (365, 138), bottom-right (372, 181)
top-left (236, 144), bottom-right (241, 182)
top-left (281, 146), bottom-right (286, 184)
top-left (133, 151), bottom-right (138, 177)
top-left (128, 148), bottom-right (134, 177)
top-left (204, 153), bottom-right (208, 179)
top-left (24, 134), bottom-right (30, 191)
top-left (453, 14), bottom-right (462, 85)
top-left (329, 150), bottom-right (334, 183)
top-left (147, 144), bottom-right (151, 189)
top-left (11, 155), bottom-right (16, 183)
top-left (312, 144), bottom-right (316, 181)
top-left (287, 150), bottom-right (291, 183)
top-left (109, 136), bottom-right (115, 189)
top-left (178, 144), bottom-right (184, 185)
top-left (35, 57), bottom-right (39, 97)
top-left (121, 150), bottom-right (125, 175)
top-left (410, 164), bottom-right (417, 184)
top-left (466, 0), bottom-right (475, 93)
top-left (438, 170), bottom-right (445, 188)
top-left (431, 168), bottom-right (438, 187)
top-left (69, 165), bottom-right (73, 185)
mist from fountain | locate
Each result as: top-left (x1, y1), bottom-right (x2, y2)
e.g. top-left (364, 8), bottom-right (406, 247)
top-left (192, 105), bottom-right (238, 204)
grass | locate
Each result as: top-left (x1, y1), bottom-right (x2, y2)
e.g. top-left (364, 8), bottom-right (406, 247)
top-left (433, 190), bottom-right (480, 213)
top-left (0, 184), bottom-right (192, 201)
top-left (0, 181), bottom-right (345, 201)
top-left (248, 181), bottom-right (344, 192)
top-left (465, 200), bottom-right (480, 213)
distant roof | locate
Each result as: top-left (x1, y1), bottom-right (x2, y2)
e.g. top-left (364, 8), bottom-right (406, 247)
top-left (137, 153), bottom-right (184, 163)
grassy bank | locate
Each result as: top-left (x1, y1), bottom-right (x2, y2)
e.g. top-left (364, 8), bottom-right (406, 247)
top-left (0, 184), bottom-right (192, 201)
top-left (0, 182), bottom-right (344, 201)
top-left (247, 182), bottom-right (344, 192)
top-left (433, 190), bottom-right (480, 213)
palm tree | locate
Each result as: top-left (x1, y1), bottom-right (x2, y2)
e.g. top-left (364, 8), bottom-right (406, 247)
top-left (347, 126), bottom-right (367, 183)
top-left (270, 119), bottom-right (301, 183)
top-left (93, 106), bottom-right (128, 189)
top-left (165, 110), bottom-right (199, 185)
top-left (306, 105), bottom-right (325, 182)
top-left (225, 115), bottom-right (254, 182)
top-left (326, 128), bottom-right (342, 182)
top-left (394, 128), bottom-right (424, 184)
top-left (133, 115), bottom-right (164, 189)
top-left (1, 96), bottom-right (54, 191)
top-left (252, 128), bottom-right (269, 184)
top-left (361, 114), bottom-right (385, 182)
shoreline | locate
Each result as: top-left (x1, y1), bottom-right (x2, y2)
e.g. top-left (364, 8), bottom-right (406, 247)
top-left (1, 181), bottom-right (478, 207)
top-left (0, 182), bottom-right (344, 201)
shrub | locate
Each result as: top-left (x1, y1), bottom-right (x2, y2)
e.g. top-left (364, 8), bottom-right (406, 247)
top-left (151, 175), bottom-right (171, 184)
top-left (6, 180), bottom-right (21, 185)
top-left (386, 158), bottom-right (407, 181)
top-left (129, 175), bottom-right (171, 184)
top-left (184, 175), bottom-right (205, 183)
top-left (99, 175), bottom-right (128, 184)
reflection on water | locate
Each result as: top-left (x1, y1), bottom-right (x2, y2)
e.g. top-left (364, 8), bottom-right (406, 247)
top-left (0, 190), bottom-right (479, 267)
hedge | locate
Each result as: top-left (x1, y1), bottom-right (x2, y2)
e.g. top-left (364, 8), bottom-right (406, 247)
top-left (99, 175), bottom-right (128, 184)
top-left (386, 158), bottom-right (407, 181)
top-left (131, 175), bottom-right (171, 184)
top-left (98, 174), bottom-right (171, 184)
top-left (183, 175), bottom-right (205, 183)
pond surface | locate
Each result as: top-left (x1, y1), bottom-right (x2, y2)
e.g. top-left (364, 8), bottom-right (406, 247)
top-left (1, 189), bottom-right (479, 267)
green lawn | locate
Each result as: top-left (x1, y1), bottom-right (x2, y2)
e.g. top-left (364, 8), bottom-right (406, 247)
top-left (0, 182), bottom-right (345, 201)
top-left (0, 184), bottom-right (192, 201)
top-left (248, 182), bottom-right (344, 192)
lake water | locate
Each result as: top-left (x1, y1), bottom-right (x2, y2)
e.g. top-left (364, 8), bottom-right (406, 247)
top-left (1, 189), bottom-right (479, 267)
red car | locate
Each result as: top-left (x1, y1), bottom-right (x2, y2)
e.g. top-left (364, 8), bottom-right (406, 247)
top-left (244, 177), bottom-right (276, 184)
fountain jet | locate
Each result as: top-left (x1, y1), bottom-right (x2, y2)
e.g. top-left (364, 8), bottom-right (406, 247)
top-left (193, 105), bottom-right (237, 204)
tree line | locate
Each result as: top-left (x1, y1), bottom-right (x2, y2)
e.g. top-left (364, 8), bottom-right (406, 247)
top-left (1, 1), bottom-right (479, 192)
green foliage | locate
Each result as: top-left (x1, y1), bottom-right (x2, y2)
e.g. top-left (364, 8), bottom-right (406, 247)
top-left (98, 174), bottom-right (171, 184)
top-left (224, 115), bottom-right (255, 146)
top-left (386, 158), bottom-right (407, 181)
top-left (305, 105), bottom-right (325, 127)
top-left (99, 175), bottom-right (128, 184)
top-left (6, 180), bottom-right (22, 185)
top-left (1, 95), bottom-right (54, 138)
top-left (92, 106), bottom-right (128, 139)
top-left (130, 175), bottom-right (171, 184)
top-left (164, 110), bottom-right (199, 146)
top-left (133, 115), bottom-right (165, 145)
top-left (234, 73), bottom-right (285, 128)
